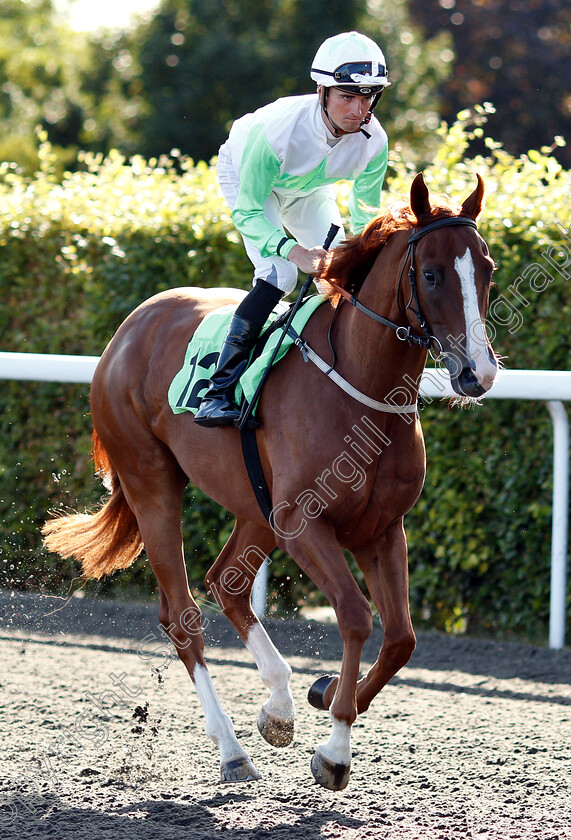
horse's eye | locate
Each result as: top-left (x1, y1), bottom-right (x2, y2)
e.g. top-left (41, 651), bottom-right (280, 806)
top-left (423, 269), bottom-right (438, 285)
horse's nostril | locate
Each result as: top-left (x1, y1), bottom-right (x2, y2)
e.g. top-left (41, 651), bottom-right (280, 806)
top-left (456, 368), bottom-right (486, 397)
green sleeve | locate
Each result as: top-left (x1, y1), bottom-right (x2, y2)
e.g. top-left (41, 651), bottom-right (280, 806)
top-left (232, 124), bottom-right (296, 259)
top-left (348, 143), bottom-right (388, 234)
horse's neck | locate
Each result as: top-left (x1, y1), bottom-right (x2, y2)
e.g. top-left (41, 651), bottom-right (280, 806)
top-left (335, 243), bottom-right (427, 402)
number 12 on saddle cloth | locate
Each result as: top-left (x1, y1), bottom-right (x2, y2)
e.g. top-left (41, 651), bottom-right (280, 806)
top-left (168, 296), bottom-right (325, 416)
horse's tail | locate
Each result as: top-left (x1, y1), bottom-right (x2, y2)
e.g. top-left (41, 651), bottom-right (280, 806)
top-left (42, 431), bottom-right (144, 580)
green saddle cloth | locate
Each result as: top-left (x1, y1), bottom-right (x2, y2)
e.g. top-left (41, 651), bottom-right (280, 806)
top-left (168, 294), bottom-right (325, 415)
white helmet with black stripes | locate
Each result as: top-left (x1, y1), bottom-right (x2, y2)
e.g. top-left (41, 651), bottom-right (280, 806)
top-left (311, 31), bottom-right (390, 96)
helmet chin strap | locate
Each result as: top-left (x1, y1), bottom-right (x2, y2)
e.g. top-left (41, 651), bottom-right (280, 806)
top-left (320, 87), bottom-right (374, 138)
top-left (320, 88), bottom-right (349, 137)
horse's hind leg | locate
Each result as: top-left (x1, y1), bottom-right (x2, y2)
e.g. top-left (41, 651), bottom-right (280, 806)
top-left (103, 438), bottom-right (260, 782)
top-left (205, 519), bottom-right (296, 747)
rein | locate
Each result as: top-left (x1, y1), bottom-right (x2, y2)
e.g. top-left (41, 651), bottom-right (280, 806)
top-left (324, 216), bottom-right (478, 351)
top-left (288, 324), bottom-right (418, 415)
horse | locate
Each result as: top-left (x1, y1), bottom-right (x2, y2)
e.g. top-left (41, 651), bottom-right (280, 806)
top-left (43, 173), bottom-right (498, 791)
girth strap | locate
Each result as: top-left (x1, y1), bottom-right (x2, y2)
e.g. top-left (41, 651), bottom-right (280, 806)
top-left (240, 427), bottom-right (273, 522)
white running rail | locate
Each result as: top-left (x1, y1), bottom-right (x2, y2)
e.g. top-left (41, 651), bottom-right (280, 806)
top-left (0, 352), bottom-right (569, 648)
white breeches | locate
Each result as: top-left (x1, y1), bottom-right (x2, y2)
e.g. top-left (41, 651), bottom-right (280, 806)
top-left (217, 141), bottom-right (345, 294)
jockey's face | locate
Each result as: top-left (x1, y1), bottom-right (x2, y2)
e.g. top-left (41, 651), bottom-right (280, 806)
top-left (320, 86), bottom-right (375, 134)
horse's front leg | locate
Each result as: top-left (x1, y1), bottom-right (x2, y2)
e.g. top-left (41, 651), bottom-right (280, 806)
top-left (277, 517), bottom-right (373, 790)
top-left (353, 519), bottom-right (416, 713)
top-left (205, 518), bottom-right (296, 747)
top-left (308, 520), bottom-right (415, 717)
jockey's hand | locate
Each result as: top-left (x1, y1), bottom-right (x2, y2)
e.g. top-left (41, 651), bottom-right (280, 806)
top-left (288, 244), bottom-right (327, 275)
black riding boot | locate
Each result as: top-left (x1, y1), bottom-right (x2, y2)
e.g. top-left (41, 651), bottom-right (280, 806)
top-left (194, 280), bottom-right (283, 428)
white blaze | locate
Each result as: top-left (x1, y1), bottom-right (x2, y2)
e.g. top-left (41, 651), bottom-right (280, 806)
top-left (455, 247), bottom-right (497, 389)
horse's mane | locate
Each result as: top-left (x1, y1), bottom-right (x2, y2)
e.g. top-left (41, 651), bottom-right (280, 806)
top-left (320, 198), bottom-right (460, 303)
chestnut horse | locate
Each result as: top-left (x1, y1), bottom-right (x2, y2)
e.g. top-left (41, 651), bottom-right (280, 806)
top-left (43, 173), bottom-right (497, 791)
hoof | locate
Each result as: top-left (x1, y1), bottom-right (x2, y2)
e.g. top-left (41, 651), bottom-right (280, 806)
top-left (308, 674), bottom-right (338, 711)
top-left (257, 707), bottom-right (294, 747)
top-left (310, 748), bottom-right (351, 791)
top-left (220, 754), bottom-right (261, 783)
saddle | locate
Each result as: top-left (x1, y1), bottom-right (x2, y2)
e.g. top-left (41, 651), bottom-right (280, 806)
top-left (168, 295), bottom-right (325, 521)
top-left (168, 295), bottom-right (324, 418)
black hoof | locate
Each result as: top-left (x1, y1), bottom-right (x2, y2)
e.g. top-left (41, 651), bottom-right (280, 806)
top-left (220, 755), bottom-right (261, 782)
top-left (307, 674), bottom-right (338, 710)
top-left (311, 748), bottom-right (351, 791)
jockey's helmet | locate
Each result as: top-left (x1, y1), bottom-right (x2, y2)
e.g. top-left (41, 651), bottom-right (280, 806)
top-left (310, 31), bottom-right (390, 97)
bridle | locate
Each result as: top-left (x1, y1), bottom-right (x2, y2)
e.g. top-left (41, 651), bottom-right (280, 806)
top-left (324, 215), bottom-right (478, 356)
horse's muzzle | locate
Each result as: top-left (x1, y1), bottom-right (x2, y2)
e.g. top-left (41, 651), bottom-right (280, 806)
top-left (454, 367), bottom-right (487, 398)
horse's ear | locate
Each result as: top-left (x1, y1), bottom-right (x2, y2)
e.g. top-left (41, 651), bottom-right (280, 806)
top-left (460, 173), bottom-right (485, 220)
top-left (410, 172), bottom-right (431, 220)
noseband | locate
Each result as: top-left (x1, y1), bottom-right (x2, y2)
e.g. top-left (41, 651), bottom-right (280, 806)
top-left (327, 216), bottom-right (478, 353)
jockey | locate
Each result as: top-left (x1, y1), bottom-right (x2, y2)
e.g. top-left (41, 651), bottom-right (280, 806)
top-left (194, 31), bottom-right (390, 428)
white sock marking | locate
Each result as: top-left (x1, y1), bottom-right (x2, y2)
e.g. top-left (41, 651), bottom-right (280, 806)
top-left (245, 623), bottom-right (295, 721)
top-left (192, 664), bottom-right (245, 762)
top-left (318, 715), bottom-right (352, 766)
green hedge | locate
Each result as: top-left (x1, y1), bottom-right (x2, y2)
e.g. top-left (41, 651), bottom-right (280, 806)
top-left (1, 114), bottom-right (570, 642)
top-left (0, 140), bottom-right (250, 602)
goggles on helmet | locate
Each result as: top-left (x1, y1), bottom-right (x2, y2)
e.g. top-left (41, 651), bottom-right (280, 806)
top-left (312, 60), bottom-right (388, 91)
top-left (332, 61), bottom-right (387, 84)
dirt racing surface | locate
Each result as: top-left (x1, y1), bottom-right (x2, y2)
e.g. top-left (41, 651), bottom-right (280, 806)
top-left (0, 590), bottom-right (570, 840)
